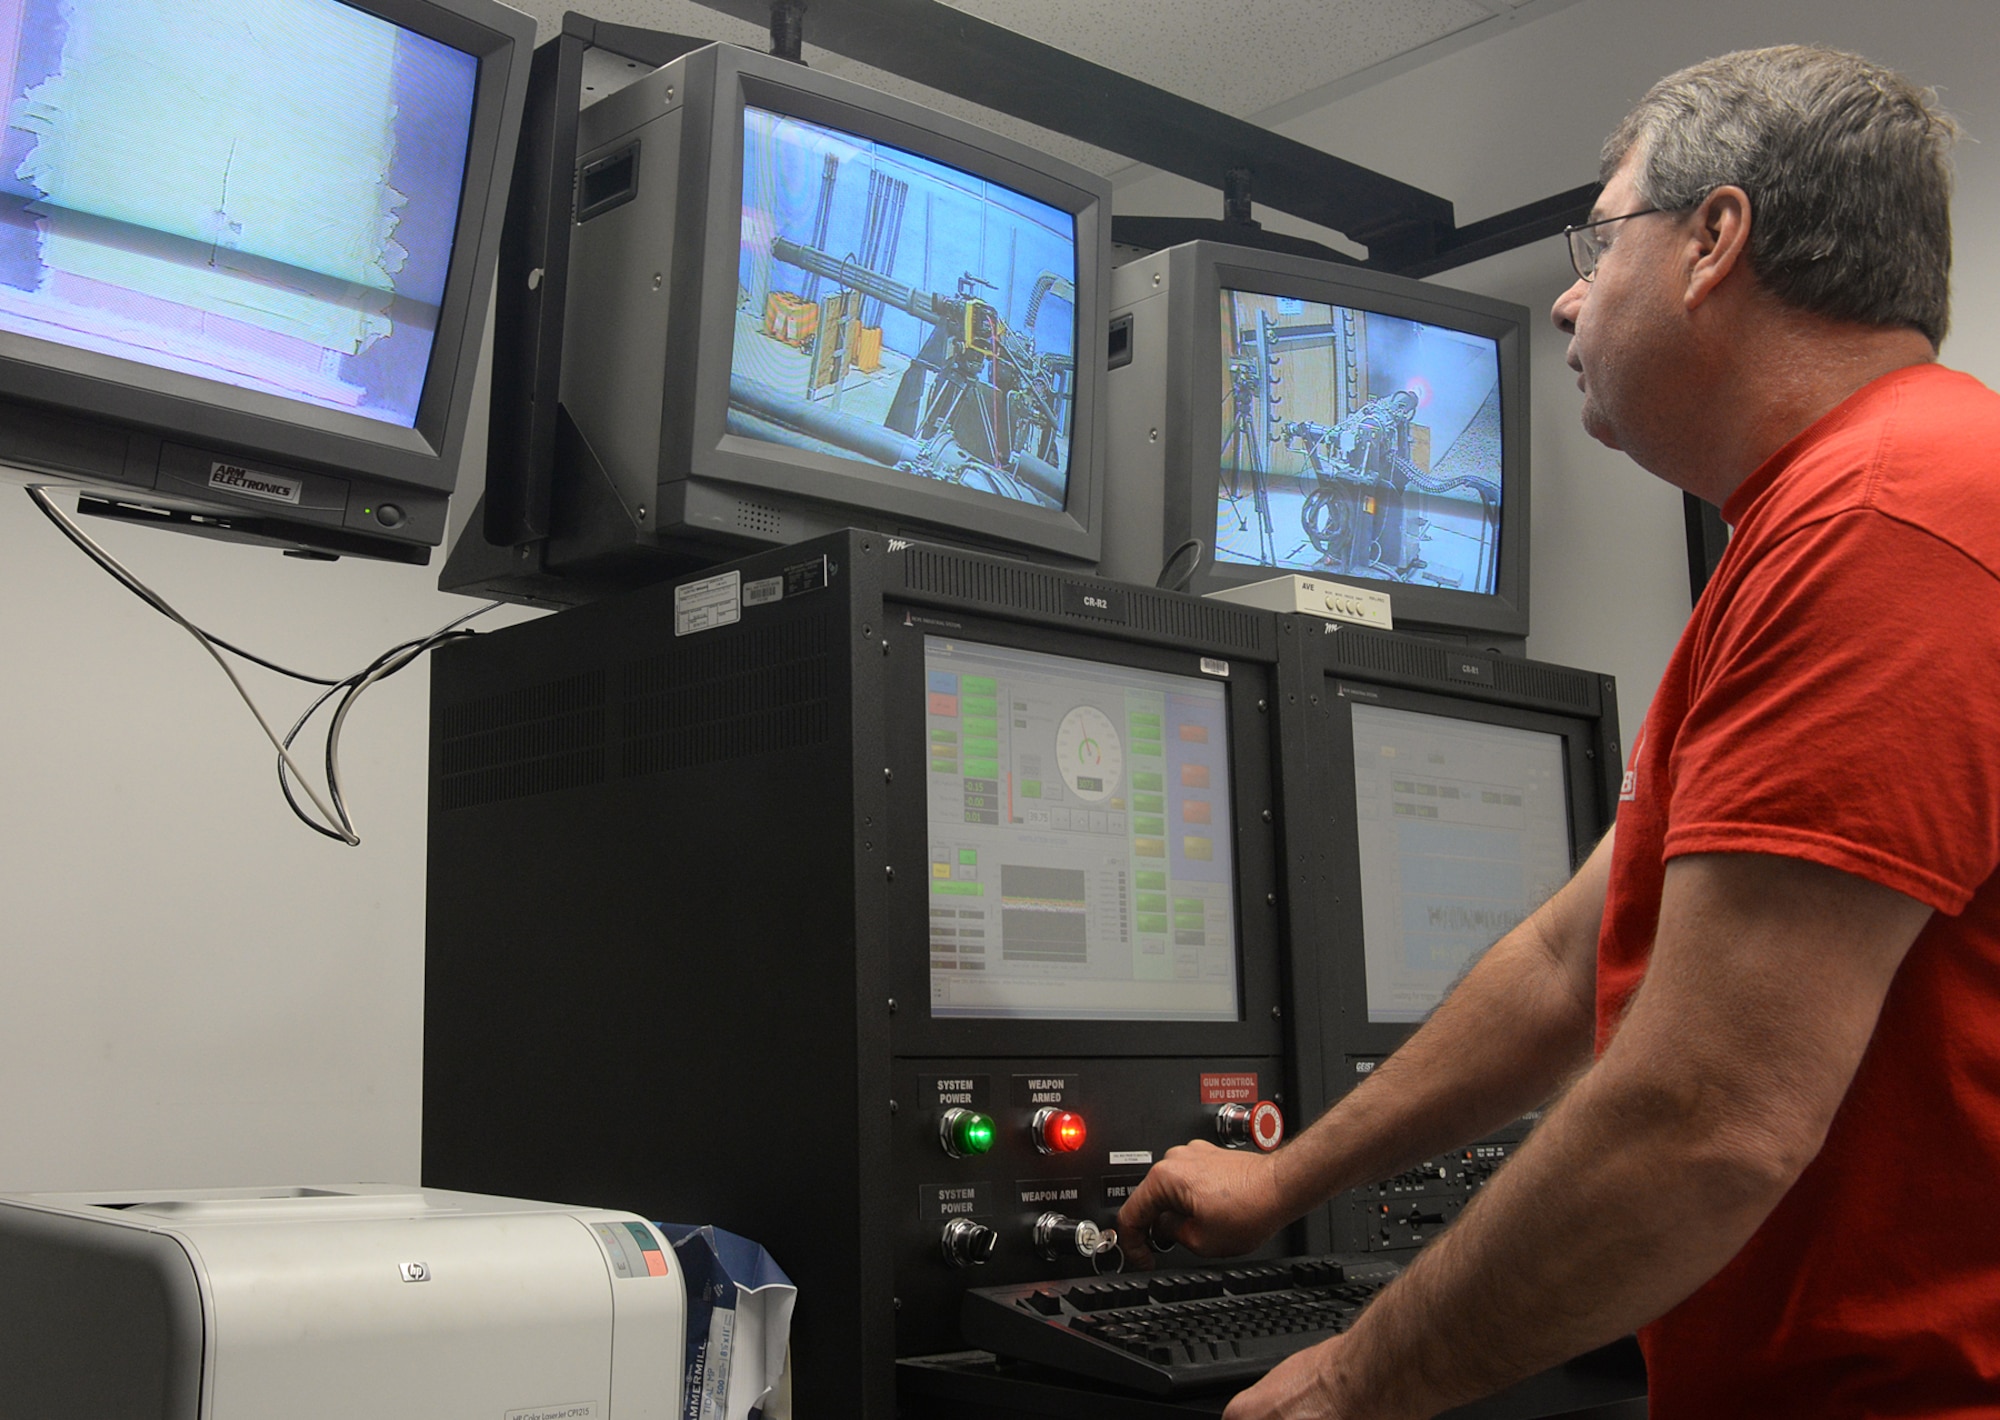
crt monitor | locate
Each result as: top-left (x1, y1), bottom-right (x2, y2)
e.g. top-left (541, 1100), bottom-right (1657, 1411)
top-left (1103, 241), bottom-right (1530, 643)
top-left (0, 0), bottom-right (533, 562)
top-left (441, 40), bottom-right (1113, 607)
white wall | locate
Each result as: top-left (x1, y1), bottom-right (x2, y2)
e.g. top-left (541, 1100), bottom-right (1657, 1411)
top-left (4, 0), bottom-right (1996, 1193)
top-left (1116, 0), bottom-right (2000, 752)
top-left (0, 324), bottom-right (540, 1192)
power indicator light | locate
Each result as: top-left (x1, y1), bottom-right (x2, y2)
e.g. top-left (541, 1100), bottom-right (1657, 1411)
top-left (1033, 1107), bottom-right (1087, 1155)
top-left (939, 1107), bottom-right (995, 1158)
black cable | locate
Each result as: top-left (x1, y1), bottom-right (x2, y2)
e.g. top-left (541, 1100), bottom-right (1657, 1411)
top-left (27, 486), bottom-right (345, 686)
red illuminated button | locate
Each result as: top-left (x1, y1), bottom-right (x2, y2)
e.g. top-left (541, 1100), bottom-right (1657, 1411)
top-left (1032, 1107), bottom-right (1087, 1155)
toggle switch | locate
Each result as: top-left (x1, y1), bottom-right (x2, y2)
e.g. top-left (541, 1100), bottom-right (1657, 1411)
top-left (940, 1218), bottom-right (998, 1268)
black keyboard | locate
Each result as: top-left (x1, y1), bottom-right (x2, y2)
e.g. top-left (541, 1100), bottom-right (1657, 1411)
top-left (959, 1254), bottom-right (1403, 1396)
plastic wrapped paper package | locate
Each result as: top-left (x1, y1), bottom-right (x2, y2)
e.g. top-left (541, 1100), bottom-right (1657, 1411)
top-left (661, 1223), bottom-right (797, 1420)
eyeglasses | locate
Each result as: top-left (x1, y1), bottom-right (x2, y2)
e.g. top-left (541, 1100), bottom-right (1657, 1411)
top-left (1563, 206), bottom-right (1674, 282)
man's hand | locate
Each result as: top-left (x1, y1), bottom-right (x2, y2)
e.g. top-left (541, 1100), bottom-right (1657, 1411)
top-left (1115, 1138), bottom-right (1291, 1269)
top-left (1220, 1335), bottom-right (1420, 1420)
top-left (1222, 1339), bottom-right (1344, 1420)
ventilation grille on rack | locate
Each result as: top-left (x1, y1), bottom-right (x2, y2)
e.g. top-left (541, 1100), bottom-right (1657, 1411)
top-left (619, 617), bottom-right (834, 778)
top-left (435, 671), bottom-right (609, 811)
top-left (1493, 657), bottom-right (1595, 711)
top-left (901, 547), bottom-right (1267, 654)
top-left (1324, 630), bottom-right (1456, 683)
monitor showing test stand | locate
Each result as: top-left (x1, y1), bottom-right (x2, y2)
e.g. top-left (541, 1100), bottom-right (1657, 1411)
top-left (0, 0), bottom-right (533, 560)
top-left (442, 41), bottom-right (1113, 607)
top-left (1103, 241), bottom-right (1530, 648)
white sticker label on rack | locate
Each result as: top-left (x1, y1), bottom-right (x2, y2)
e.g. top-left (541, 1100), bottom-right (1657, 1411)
top-left (742, 574), bottom-right (785, 608)
top-left (675, 571), bottom-right (742, 636)
top-left (1107, 1150), bottom-right (1154, 1166)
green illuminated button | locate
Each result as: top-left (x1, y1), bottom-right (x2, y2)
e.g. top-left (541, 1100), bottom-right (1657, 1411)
top-left (962, 677), bottom-right (998, 694)
top-left (940, 1107), bottom-right (995, 1158)
top-left (965, 758), bottom-right (999, 780)
top-left (1135, 815), bottom-right (1165, 836)
top-left (1129, 713), bottom-right (1162, 731)
top-left (1135, 871), bottom-right (1167, 891)
top-left (963, 696), bottom-right (998, 717)
top-left (1134, 793), bottom-right (1164, 814)
top-left (1133, 772), bottom-right (1164, 792)
top-left (1021, 780), bottom-right (1042, 799)
top-left (1137, 892), bottom-right (1168, 913)
top-left (1132, 737), bottom-right (1163, 760)
top-left (965, 717), bottom-right (999, 738)
top-left (1137, 913), bottom-right (1170, 934)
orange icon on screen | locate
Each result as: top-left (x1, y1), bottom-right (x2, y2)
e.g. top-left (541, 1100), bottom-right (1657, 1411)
top-left (1182, 800), bottom-right (1212, 824)
top-left (1181, 764), bottom-right (1210, 789)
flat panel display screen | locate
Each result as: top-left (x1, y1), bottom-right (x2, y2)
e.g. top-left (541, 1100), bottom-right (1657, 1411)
top-left (924, 637), bottom-right (1239, 1021)
top-left (1216, 289), bottom-right (1503, 596)
top-left (733, 106), bottom-right (1079, 511)
top-left (0, 0), bottom-right (479, 428)
top-left (1350, 703), bottom-right (1571, 1023)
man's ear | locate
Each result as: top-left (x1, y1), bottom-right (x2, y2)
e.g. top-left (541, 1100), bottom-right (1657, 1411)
top-left (1686, 185), bottom-right (1751, 310)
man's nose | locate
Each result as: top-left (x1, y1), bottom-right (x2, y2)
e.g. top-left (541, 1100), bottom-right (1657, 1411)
top-left (1551, 277), bottom-right (1586, 334)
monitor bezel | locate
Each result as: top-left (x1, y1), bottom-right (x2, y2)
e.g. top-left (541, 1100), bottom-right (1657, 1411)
top-left (0, 0), bottom-right (532, 499)
top-left (881, 605), bottom-right (1286, 1061)
top-left (668, 44), bottom-right (1111, 566)
top-left (1313, 675), bottom-right (1609, 1060)
top-left (1167, 242), bottom-right (1531, 639)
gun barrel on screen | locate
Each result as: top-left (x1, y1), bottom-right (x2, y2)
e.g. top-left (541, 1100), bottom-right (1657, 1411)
top-left (771, 234), bottom-right (952, 328)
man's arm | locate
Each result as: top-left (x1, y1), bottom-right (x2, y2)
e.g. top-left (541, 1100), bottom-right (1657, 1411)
top-left (1225, 850), bottom-right (1934, 1420)
top-left (1118, 827), bottom-right (1617, 1267)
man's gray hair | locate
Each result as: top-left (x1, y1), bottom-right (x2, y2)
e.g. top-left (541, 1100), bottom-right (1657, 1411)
top-left (1604, 45), bottom-right (1958, 347)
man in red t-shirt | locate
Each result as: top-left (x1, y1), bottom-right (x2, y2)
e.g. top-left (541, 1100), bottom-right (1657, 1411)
top-left (1117, 44), bottom-right (2000, 1418)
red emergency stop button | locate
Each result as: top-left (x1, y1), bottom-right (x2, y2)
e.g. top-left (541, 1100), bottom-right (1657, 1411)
top-left (1032, 1106), bottom-right (1087, 1155)
top-left (1216, 1100), bottom-right (1286, 1152)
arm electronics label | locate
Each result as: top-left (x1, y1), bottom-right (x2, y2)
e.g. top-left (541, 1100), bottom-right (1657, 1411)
top-left (920, 1181), bottom-right (995, 1220)
top-left (674, 571), bottom-right (741, 636)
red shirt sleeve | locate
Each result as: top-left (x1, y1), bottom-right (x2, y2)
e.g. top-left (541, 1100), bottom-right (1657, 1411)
top-left (1664, 508), bottom-right (2000, 914)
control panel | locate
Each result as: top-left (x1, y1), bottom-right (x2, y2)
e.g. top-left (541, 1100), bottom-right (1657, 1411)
top-left (891, 1056), bottom-right (1291, 1357)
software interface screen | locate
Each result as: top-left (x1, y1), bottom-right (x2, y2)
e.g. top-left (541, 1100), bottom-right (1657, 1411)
top-left (735, 107), bottom-right (1079, 511)
top-left (1350, 703), bottom-right (1571, 1023)
top-left (0, 0), bottom-right (477, 427)
top-left (924, 637), bottom-right (1239, 1021)
top-left (1216, 289), bottom-right (1504, 596)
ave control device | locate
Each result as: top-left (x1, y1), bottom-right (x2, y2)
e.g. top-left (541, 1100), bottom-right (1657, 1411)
top-left (423, 533), bottom-right (1338, 1420)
